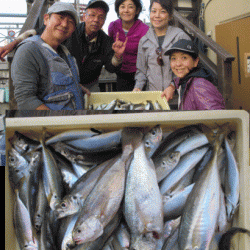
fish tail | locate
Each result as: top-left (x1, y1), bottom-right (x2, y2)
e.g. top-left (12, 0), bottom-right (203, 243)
top-left (40, 128), bottom-right (47, 147)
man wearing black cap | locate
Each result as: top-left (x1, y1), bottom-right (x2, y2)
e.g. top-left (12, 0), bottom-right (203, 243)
top-left (0, 0), bottom-right (127, 92)
top-left (65, 0), bottom-right (127, 91)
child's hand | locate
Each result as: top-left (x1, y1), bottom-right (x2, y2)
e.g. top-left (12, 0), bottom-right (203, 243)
top-left (161, 85), bottom-right (175, 101)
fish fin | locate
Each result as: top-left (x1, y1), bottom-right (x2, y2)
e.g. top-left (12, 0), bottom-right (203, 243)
top-left (90, 128), bottom-right (102, 135)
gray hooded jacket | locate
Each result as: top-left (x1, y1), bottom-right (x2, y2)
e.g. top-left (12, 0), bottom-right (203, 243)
top-left (135, 26), bottom-right (191, 91)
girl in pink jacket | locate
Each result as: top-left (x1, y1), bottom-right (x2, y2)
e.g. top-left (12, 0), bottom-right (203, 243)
top-left (108, 0), bottom-right (149, 91)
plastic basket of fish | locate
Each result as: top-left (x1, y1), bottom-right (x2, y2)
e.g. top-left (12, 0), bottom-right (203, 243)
top-left (84, 91), bottom-right (170, 111)
top-left (5, 110), bottom-right (250, 250)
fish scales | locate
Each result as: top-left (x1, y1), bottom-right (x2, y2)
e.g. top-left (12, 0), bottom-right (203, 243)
top-left (224, 137), bottom-right (240, 221)
top-left (160, 146), bottom-right (209, 196)
top-left (7, 125), bottom-right (242, 250)
top-left (124, 132), bottom-right (163, 250)
top-left (14, 190), bottom-right (38, 250)
top-left (178, 134), bottom-right (225, 250)
top-left (41, 141), bottom-right (63, 211)
top-left (56, 155), bottom-right (120, 219)
top-left (72, 153), bottom-right (128, 245)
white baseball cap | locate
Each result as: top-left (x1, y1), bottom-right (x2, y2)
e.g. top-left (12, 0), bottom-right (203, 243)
top-left (47, 2), bottom-right (79, 25)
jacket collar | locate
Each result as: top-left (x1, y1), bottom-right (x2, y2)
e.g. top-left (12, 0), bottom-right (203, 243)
top-left (115, 19), bottom-right (143, 34)
top-left (144, 26), bottom-right (183, 48)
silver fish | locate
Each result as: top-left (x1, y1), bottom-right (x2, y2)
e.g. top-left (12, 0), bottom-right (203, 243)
top-left (41, 139), bottom-right (62, 211)
top-left (145, 100), bottom-right (154, 110)
top-left (72, 154), bottom-right (128, 245)
top-left (217, 186), bottom-right (228, 232)
top-left (153, 101), bottom-right (163, 111)
top-left (72, 129), bottom-right (133, 245)
top-left (174, 132), bottom-right (209, 157)
top-left (153, 125), bottom-right (202, 158)
top-left (54, 152), bottom-right (79, 190)
top-left (9, 131), bottom-right (40, 155)
top-left (163, 217), bottom-right (181, 241)
top-left (72, 162), bottom-right (91, 178)
top-left (160, 146), bottom-right (209, 195)
top-left (224, 137), bottom-right (240, 221)
top-left (104, 99), bottom-right (118, 111)
top-left (163, 183), bottom-right (195, 221)
top-left (154, 150), bottom-right (181, 183)
top-left (45, 129), bottom-right (99, 145)
top-left (144, 125), bottom-right (163, 158)
top-left (55, 156), bottom-right (119, 219)
top-left (65, 130), bottom-right (122, 153)
top-left (178, 133), bottom-right (225, 250)
top-left (59, 214), bottom-right (79, 250)
top-left (124, 129), bottom-right (163, 250)
top-left (14, 190), bottom-right (38, 250)
top-left (73, 213), bottom-right (120, 250)
top-left (162, 226), bottom-right (179, 250)
top-left (33, 179), bottom-right (47, 232)
top-left (114, 222), bottom-right (130, 249)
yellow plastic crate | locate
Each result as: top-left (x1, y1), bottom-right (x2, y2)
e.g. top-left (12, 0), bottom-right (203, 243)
top-left (84, 91), bottom-right (170, 110)
top-left (5, 110), bottom-right (250, 249)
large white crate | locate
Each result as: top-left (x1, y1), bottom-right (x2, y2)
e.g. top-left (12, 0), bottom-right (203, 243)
top-left (5, 110), bottom-right (250, 249)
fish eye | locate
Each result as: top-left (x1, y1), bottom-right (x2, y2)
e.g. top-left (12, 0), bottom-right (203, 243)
top-left (170, 153), bottom-right (175, 159)
top-left (73, 196), bottom-right (77, 200)
top-left (61, 203), bottom-right (66, 208)
top-left (152, 231), bottom-right (159, 239)
top-left (15, 169), bottom-right (19, 173)
top-left (77, 229), bottom-right (81, 233)
top-left (151, 130), bottom-right (156, 135)
top-left (162, 161), bottom-right (166, 166)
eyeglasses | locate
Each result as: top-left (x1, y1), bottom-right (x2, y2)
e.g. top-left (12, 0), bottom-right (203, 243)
top-left (156, 47), bottom-right (164, 66)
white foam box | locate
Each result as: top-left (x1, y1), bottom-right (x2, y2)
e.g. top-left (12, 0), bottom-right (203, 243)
top-left (84, 91), bottom-right (170, 110)
top-left (5, 110), bottom-right (250, 249)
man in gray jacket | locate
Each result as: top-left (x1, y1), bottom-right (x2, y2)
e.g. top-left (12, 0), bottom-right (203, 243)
top-left (11, 2), bottom-right (87, 110)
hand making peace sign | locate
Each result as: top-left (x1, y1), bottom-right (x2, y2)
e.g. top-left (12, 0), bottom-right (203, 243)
top-left (112, 32), bottom-right (128, 59)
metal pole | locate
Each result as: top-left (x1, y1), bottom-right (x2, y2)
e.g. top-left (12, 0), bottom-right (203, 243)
top-left (74, 0), bottom-right (80, 17)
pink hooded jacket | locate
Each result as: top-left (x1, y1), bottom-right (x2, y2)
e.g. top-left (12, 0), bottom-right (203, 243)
top-left (108, 19), bottom-right (149, 73)
top-left (174, 77), bottom-right (226, 110)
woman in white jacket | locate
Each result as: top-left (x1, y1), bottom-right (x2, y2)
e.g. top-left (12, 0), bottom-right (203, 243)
top-left (133, 0), bottom-right (191, 101)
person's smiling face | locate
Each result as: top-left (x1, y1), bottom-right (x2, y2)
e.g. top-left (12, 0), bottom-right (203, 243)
top-left (84, 8), bottom-right (106, 36)
top-left (119, 0), bottom-right (139, 23)
top-left (150, 2), bottom-right (170, 30)
top-left (170, 51), bottom-right (199, 79)
top-left (43, 12), bottom-right (76, 43)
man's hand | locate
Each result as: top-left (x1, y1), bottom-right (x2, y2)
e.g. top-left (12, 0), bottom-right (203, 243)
top-left (112, 32), bottom-right (128, 59)
top-left (161, 85), bottom-right (175, 101)
top-left (0, 40), bottom-right (19, 62)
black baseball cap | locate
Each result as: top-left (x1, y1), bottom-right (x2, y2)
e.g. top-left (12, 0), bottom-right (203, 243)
top-left (86, 0), bottom-right (109, 13)
top-left (165, 39), bottom-right (199, 57)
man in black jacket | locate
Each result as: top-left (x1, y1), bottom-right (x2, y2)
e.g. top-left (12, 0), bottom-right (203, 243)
top-left (0, 0), bottom-right (127, 92)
